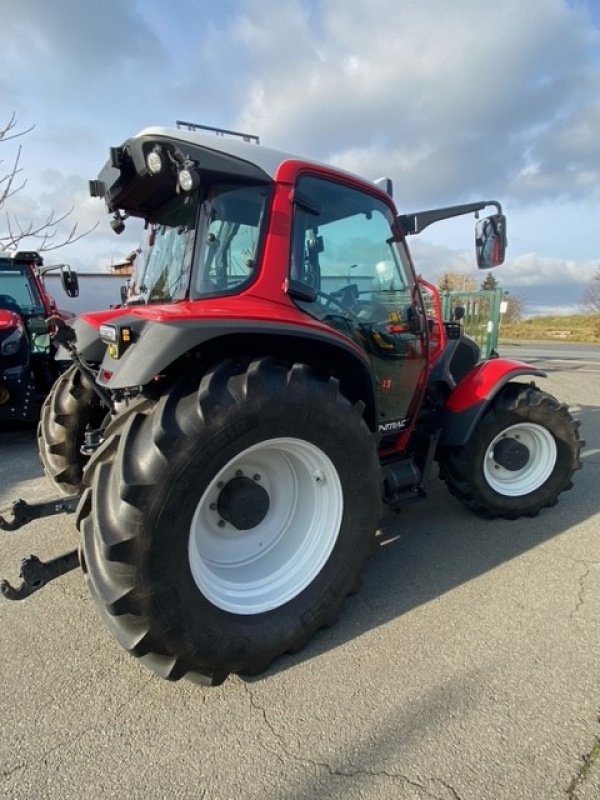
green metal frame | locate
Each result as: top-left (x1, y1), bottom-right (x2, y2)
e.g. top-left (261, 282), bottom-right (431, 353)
top-left (441, 289), bottom-right (503, 359)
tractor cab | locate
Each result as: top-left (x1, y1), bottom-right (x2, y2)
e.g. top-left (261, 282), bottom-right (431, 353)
top-left (0, 251), bottom-right (79, 421)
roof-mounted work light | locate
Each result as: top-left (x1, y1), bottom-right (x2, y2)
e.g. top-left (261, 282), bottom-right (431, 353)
top-left (146, 145), bottom-right (164, 175)
top-left (178, 160), bottom-right (200, 192)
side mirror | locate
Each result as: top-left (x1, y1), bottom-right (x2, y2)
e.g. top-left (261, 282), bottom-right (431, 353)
top-left (60, 267), bottom-right (79, 298)
top-left (476, 214), bottom-right (506, 269)
top-left (454, 305), bottom-right (465, 321)
top-left (120, 284), bottom-right (129, 305)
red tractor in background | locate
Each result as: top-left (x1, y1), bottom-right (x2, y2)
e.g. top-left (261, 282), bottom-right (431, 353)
top-left (0, 123), bottom-right (582, 687)
top-left (0, 250), bottom-right (79, 422)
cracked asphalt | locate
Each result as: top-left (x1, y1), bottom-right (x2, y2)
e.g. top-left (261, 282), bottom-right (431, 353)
top-left (1, 364), bottom-right (599, 800)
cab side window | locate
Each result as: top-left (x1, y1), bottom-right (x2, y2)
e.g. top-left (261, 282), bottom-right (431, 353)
top-left (291, 176), bottom-right (413, 327)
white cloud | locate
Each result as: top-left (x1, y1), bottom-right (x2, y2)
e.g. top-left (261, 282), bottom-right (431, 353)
top-left (501, 253), bottom-right (598, 289)
top-left (408, 237), bottom-right (598, 311)
top-left (1, 0), bottom-right (168, 77)
top-left (224, 0), bottom-right (599, 206)
top-left (1, 0), bottom-right (599, 316)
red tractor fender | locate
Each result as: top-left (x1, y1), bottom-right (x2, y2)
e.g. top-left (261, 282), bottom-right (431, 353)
top-left (439, 359), bottom-right (546, 446)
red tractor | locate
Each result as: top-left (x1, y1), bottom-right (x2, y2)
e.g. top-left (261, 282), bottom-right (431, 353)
top-left (0, 250), bottom-right (79, 422)
top-left (0, 123), bottom-right (581, 687)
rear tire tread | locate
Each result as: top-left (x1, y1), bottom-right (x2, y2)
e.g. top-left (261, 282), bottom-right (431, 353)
top-left (78, 357), bottom-right (381, 684)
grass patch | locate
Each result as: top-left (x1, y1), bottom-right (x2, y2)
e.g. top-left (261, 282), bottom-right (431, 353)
top-left (567, 735), bottom-right (600, 799)
top-left (501, 314), bottom-right (600, 343)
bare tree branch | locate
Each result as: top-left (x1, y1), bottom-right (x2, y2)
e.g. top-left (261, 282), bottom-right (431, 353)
top-left (0, 146), bottom-right (27, 208)
top-left (1, 207), bottom-right (99, 252)
top-left (0, 112), bottom-right (97, 253)
top-left (581, 267), bottom-right (600, 313)
top-left (0, 112), bottom-right (35, 143)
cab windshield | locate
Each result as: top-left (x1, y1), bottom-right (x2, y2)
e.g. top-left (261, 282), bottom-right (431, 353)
top-left (128, 194), bottom-right (198, 304)
top-left (0, 265), bottom-right (45, 315)
top-left (127, 182), bottom-right (271, 304)
top-left (192, 182), bottom-right (271, 299)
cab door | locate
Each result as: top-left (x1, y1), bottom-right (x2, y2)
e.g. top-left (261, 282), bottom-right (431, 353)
top-left (290, 175), bottom-right (427, 435)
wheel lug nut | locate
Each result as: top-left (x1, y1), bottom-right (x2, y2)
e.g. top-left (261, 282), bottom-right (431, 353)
top-left (218, 520), bottom-right (225, 528)
top-left (253, 474), bottom-right (261, 481)
top-left (210, 503), bottom-right (217, 510)
top-left (235, 469), bottom-right (244, 477)
top-left (217, 481), bottom-right (224, 489)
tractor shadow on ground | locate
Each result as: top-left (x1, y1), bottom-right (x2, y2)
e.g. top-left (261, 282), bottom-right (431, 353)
top-left (255, 401), bottom-right (600, 681)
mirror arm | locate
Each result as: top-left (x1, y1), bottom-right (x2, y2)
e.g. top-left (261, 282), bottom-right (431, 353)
top-left (38, 263), bottom-right (68, 276)
top-left (399, 201), bottom-right (503, 235)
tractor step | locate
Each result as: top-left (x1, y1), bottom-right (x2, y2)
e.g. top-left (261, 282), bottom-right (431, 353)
top-left (0, 495), bottom-right (81, 532)
top-left (1, 550), bottom-right (79, 600)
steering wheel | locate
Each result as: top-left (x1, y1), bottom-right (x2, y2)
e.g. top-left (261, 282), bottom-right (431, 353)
top-left (316, 287), bottom-right (359, 319)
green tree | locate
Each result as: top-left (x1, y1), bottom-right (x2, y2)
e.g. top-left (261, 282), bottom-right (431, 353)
top-left (480, 272), bottom-right (499, 291)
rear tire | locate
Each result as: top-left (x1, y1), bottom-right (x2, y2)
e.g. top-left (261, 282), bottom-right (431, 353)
top-left (38, 364), bottom-right (104, 495)
top-left (77, 358), bottom-right (381, 684)
top-left (439, 383), bottom-right (582, 519)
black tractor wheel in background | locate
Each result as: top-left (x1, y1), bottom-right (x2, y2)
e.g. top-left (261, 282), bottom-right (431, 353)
top-left (439, 383), bottom-right (582, 519)
top-left (38, 364), bottom-right (104, 495)
top-left (77, 358), bottom-right (382, 685)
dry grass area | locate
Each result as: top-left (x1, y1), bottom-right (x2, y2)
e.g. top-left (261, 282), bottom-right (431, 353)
top-left (501, 313), bottom-right (600, 343)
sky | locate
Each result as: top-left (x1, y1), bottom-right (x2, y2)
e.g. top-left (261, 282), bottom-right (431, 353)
top-left (1, 0), bottom-right (599, 316)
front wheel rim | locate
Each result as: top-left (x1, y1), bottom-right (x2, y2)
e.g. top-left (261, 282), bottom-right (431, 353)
top-left (483, 422), bottom-right (557, 496)
top-left (188, 437), bottom-right (343, 615)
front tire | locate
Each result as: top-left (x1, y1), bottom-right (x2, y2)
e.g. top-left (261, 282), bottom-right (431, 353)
top-left (78, 359), bottom-right (381, 684)
top-left (439, 383), bottom-right (582, 519)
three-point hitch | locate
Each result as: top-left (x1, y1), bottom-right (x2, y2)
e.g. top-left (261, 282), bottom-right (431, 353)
top-left (0, 496), bottom-right (80, 600)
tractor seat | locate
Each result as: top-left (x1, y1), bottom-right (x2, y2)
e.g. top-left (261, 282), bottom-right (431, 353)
top-left (0, 294), bottom-right (22, 315)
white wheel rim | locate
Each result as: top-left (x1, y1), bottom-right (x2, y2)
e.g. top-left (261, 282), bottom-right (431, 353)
top-left (188, 437), bottom-right (343, 615)
top-left (483, 422), bottom-right (557, 496)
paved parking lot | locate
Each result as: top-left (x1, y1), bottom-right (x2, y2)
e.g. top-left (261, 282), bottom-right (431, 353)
top-left (1, 364), bottom-right (599, 800)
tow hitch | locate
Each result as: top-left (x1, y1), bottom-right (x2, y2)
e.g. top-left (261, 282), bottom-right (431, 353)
top-left (0, 495), bottom-right (81, 600)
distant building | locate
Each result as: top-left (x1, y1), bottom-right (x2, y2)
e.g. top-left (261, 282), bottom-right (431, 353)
top-left (110, 259), bottom-right (134, 276)
top-left (108, 250), bottom-right (139, 276)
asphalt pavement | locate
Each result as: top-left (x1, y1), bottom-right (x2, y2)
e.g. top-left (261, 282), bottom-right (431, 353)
top-left (0, 359), bottom-right (599, 800)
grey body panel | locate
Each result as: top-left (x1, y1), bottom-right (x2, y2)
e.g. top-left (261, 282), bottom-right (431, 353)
top-left (94, 316), bottom-right (373, 390)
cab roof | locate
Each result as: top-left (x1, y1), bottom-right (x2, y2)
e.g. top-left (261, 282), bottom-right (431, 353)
top-left (0, 250), bottom-right (43, 266)
top-left (138, 126), bottom-right (303, 181)
top-left (91, 126), bottom-right (393, 217)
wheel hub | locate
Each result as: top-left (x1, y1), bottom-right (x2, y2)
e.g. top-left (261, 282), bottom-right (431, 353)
top-left (217, 476), bottom-right (270, 530)
top-left (189, 437), bottom-right (344, 615)
top-left (492, 437), bottom-right (530, 471)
